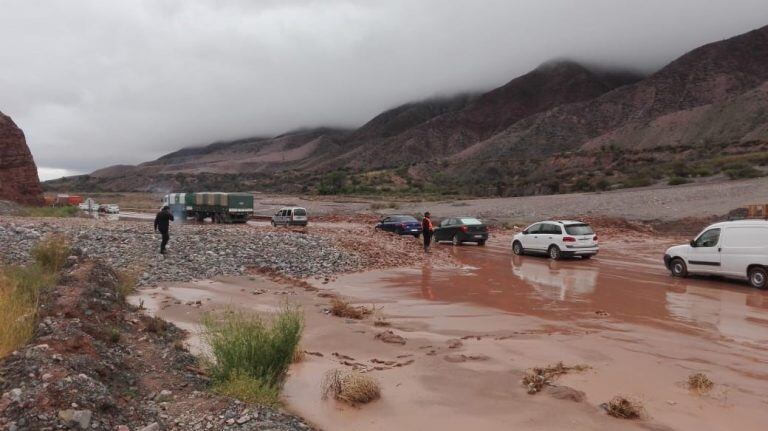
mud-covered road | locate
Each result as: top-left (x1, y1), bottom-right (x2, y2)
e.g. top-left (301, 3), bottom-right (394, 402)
top-left (137, 228), bottom-right (768, 431)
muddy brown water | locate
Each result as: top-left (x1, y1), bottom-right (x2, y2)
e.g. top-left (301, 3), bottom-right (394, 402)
top-left (136, 237), bottom-right (768, 431)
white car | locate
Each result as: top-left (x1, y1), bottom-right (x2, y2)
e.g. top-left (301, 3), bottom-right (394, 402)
top-left (512, 220), bottom-right (599, 260)
top-left (104, 204), bottom-right (120, 214)
top-left (272, 207), bottom-right (308, 227)
top-left (664, 220), bottom-right (768, 289)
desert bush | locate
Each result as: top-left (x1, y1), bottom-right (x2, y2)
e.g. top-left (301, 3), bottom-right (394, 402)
top-left (329, 298), bottom-right (372, 320)
top-left (321, 369), bottom-right (381, 405)
top-left (667, 176), bottom-right (691, 186)
top-left (31, 234), bottom-right (71, 273)
top-left (687, 372), bottom-right (714, 392)
top-left (605, 396), bottom-right (644, 419)
top-left (202, 306), bottom-right (303, 395)
top-left (522, 361), bottom-right (590, 394)
top-left (723, 162), bottom-right (762, 179)
top-left (116, 271), bottom-right (137, 303)
top-left (0, 265), bottom-right (52, 357)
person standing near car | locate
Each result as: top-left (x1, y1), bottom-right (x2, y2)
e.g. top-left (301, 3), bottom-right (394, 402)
top-left (422, 211), bottom-right (434, 253)
top-left (154, 205), bottom-right (175, 254)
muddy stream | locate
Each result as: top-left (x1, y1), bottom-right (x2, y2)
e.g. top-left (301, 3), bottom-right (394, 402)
top-left (134, 237), bottom-right (768, 431)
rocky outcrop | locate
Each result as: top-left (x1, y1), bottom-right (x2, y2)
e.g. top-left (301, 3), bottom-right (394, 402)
top-left (0, 111), bottom-right (43, 205)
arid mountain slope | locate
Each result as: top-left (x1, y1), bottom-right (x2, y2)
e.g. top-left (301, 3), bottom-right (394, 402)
top-left (47, 24), bottom-right (768, 195)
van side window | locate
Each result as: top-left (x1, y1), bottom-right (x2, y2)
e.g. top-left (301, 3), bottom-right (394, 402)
top-left (695, 228), bottom-right (721, 247)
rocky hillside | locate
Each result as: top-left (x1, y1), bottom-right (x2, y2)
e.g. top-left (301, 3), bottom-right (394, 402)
top-left (47, 24), bottom-right (768, 196)
top-left (0, 111), bottom-right (43, 204)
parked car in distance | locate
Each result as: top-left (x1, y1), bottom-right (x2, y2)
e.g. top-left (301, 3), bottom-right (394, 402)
top-left (272, 207), bottom-right (308, 227)
top-left (512, 220), bottom-right (598, 260)
top-left (664, 220), bottom-right (768, 289)
top-left (375, 215), bottom-right (422, 237)
top-left (434, 217), bottom-right (488, 246)
top-left (103, 204), bottom-right (120, 214)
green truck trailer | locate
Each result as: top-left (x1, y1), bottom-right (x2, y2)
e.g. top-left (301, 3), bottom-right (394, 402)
top-left (162, 192), bottom-right (254, 223)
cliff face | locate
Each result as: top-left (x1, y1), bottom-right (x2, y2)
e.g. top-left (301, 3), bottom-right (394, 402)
top-left (0, 111), bottom-right (43, 205)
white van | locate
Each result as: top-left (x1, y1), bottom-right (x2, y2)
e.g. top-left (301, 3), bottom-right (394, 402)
top-left (271, 207), bottom-right (308, 227)
top-left (664, 220), bottom-right (768, 289)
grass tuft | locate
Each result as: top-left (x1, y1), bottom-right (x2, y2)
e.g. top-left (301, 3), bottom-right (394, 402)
top-left (213, 370), bottom-right (281, 407)
top-left (605, 396), bottom-right (644, 419)
top-left (321, 369), bottom-right (381, 405)
top-left (31, 234), bottom-right (71, 273)
top-left (202, 306), bottom-right (303, 403)
top-left (687, 372), bottom-right (714, 393)
top-left (116, 271), bottom-right (137, 303)
top-left (21, 206), bottom-right (80, 218)
top-left (0, 265), bottom-right (55, 358)
top-left (522, 361), bottom-right (590, 394)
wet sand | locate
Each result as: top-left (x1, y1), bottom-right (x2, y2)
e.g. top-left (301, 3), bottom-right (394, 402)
top-left (134, 235), bottom-right (768, 431)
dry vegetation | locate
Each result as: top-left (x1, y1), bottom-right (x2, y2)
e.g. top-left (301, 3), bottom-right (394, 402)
top-left (0, 235), bottom-right (71, 357)
top-left (687, 372), bottom-right (714, 393)
top-left (604, 396), bottom-right (645, 419)
top-left (522, 361), bottom-right (590, 394)
top-left (329, 297), bottom-right (373, 320)
top-left (321, 369), bottom-right (381, 405)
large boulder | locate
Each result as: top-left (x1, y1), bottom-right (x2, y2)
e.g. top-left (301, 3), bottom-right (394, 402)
top-left (0, 111), bottom-right (43, 205)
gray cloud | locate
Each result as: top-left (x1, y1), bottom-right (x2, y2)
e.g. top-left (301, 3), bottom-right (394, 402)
top-left (1, 0), bottom-right (767, 178)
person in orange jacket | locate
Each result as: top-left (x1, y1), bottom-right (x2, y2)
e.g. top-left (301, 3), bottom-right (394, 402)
top-left (421, 211), bottom-right (434, 253)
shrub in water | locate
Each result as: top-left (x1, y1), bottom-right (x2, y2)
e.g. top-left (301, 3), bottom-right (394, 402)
top-left (202, 306), bottom-right (303, 397)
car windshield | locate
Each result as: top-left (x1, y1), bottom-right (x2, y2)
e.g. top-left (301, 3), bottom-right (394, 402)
top-left (392, 216), bottom-right (418, 222)
top-left (565, 224), bottom-right (594, 235)
top-left (459, 218), bottom-right (483, 225)
top-left (294, 208), bottom-right (307, 216)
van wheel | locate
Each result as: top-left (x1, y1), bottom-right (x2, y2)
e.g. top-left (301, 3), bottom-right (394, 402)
top-left (548, 245), bottom-right (561, 260)
top-left (748, 266), bottom-right (768, 289)
top-left (670, 258), bottom-right (688, 277)
top-left (452, 235), bottom-right (461, 246)
top-left (512, 241), bottom-right (524, 255)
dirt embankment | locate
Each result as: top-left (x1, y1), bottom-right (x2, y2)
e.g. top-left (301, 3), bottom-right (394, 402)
top-left (0, 253), bottom-right (313, 431)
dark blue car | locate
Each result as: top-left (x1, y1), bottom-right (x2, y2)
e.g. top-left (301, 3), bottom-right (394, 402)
top-left (375, 215), bottom-right (422, 237)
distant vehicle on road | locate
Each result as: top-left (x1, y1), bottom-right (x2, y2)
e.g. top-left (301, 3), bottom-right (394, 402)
top-left (272, 207), bottom-right (308, 227)
top-left (102, 204), bottom-right (120, 214)
top-left (512, 220), bottom-right (598, 260)
top-left (664, 220), bottom-right (768, 289)
top-left (375, 215), bottom-right (422, 237)
top-left (434, 217), bottom-right (488, 246)
top-left (78, 198), bottom-right (99, 212)
top-left (162, 192), bottom-right (254, 223)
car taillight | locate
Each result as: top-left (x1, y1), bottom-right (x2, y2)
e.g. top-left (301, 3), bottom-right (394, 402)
top-left (563, 236), bottom-right (576, 242)
top-left (593, 235), bottom-right (598, 242)
top-left (460, 226), bottom-right (468, 233)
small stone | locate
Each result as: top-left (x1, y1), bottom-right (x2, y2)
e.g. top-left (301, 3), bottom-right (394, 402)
top-left (41, 373), bottom-right (53, 381)
top-left (236, 415), bottom-right (251, 424)
top-left (156, 389), bottom-right (173, 401)
top-left (7, 388), bottom-right (23, 403)
top-left (58, 409), bottom-right (92, 429)
top-left (139, 423), bottom-right (160, 431)
top-left (117, 426), bottom-right (130, 431)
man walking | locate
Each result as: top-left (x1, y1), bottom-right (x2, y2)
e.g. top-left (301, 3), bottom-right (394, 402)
top-left (421, 211), bottom-right (434, 253)
top-left (154, 206), bottom-right (175, 254)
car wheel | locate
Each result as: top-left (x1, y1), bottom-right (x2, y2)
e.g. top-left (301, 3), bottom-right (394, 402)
top-left (670, 258), bottom-right (688, 277)
top-left (452, 235), bottom-right (461, 246)
top-left (512, 241), bottom-right (524, 255)
top-left (271, 220), bottom-right (275, 227)
top-left (478, 240), bottom-right (486, 246)
top-left (581, 254), bottom-right (592, 260)
top-left (748, 266), bottom-right (768, 289)
top-left (395, 227), bottom-right (402, 235)
top-left (548, 245), bottom-right (561, 260)
top-left (414, 234), bottom-right (420, 239)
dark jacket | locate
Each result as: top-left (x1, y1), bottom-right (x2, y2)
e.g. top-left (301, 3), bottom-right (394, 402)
top-left (154, 210), bottom-right (174, 232)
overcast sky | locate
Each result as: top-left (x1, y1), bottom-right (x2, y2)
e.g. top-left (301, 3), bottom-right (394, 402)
top-left (1, 1), bottom-right (767, 180)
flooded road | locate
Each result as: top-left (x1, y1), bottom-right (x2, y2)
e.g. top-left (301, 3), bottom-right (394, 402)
top-left (138, 236), bottom-right (768, 431)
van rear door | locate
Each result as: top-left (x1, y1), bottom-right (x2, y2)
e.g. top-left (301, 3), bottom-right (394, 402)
top-left (721, 227), bottom-right (768, 278)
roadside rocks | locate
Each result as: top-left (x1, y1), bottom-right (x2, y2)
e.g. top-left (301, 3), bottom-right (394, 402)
top-left (0, 218), bottom-right (364, 286)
